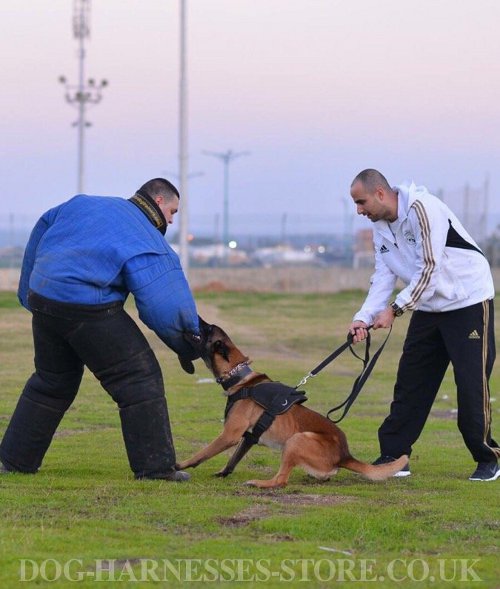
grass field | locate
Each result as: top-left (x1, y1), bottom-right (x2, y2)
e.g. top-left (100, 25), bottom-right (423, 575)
top-left (0, 290), bottom-right (498, 588)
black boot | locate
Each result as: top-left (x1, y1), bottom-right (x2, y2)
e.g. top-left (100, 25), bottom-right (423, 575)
top-left (0, 395), bottom-right (67, 473)
top-left (119, 397), bottom-right (190, 481)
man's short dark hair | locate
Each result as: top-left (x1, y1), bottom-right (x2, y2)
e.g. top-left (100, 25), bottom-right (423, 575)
top-left (351, 169), bottom-right (391, 193)
top-left (138, 178), bottom-right (180, 201)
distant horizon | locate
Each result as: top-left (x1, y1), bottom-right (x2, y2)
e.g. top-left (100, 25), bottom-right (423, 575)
top-left (2, 209), bottom-right (500, 251)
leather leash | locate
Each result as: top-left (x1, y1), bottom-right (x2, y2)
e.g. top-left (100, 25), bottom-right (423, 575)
top-left (295, 325), bottom-right (392, 423)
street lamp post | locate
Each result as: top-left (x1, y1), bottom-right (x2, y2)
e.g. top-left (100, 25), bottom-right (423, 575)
top-left (59, 0), bottom-right (107, 194)
top-left (203, 149), bottom-right (249, 262)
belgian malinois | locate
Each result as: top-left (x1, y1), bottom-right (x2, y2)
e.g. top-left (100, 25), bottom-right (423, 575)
top-left (177, 320), bottom-right (408, 488)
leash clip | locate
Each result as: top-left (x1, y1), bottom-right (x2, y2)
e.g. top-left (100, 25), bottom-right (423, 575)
top-left (295, 372), bottom-right (315, 388)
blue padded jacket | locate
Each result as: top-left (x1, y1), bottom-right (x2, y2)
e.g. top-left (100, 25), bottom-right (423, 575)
top-left (18, 194), bottom-right (199, 357)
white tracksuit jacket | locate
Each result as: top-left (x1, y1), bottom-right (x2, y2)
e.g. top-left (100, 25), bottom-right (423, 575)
top-left (353, 182), bottom-right (495, 326)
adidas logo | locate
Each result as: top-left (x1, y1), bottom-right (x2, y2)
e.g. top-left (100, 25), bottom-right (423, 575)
top-left (380, 245), bottom-right (389, 254)
top-left (468, 330), bottom-right (481, 340)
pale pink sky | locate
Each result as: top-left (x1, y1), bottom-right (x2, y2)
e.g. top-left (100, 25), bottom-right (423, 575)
top-left (2, 0), bottom-right (500, 235)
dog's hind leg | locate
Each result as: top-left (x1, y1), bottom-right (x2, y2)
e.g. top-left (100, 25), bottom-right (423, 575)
top-left (245, 432), bottom-right (336, 489)
top-left (244, 449), bottom-right (295, 489)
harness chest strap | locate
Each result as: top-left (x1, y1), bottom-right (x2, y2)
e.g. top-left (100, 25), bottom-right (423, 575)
top-left (219, 383), bottom-right (307, 476)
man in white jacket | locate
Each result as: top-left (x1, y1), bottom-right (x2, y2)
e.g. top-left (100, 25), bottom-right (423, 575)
top-left (349, 169), bottom-right (499, 481)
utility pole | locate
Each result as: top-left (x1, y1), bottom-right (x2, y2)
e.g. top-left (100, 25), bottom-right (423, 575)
top-left (178, 0), bottom-right (189, 272)
top-left (481, 173), bottom-right (490, 242)
top-left (203, 150), bottom-right (249, 261)
top-left (281, 213), bottom-right (288, 245)
top-left (59, 0), bottom-right (108, 194)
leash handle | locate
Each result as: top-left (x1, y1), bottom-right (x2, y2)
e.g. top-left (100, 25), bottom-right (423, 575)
top-left (312, 325), bottom-right (373, 376)
top-left (327, 325), bottom-right (392, 423)
top-left (295, 325), bottom-right (373, 388)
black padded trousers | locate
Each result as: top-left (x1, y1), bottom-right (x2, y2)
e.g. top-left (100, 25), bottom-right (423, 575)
top-left (0, 293), bottom-right (178, 477)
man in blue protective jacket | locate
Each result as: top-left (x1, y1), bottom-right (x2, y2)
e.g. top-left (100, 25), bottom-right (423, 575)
top-left (0, 178), bottom-right (200, 481)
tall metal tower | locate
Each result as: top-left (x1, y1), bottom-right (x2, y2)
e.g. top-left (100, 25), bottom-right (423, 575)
top-left (59, 0), bottom-right (108, 194)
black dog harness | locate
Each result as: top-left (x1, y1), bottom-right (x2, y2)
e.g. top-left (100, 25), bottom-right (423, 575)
top-left (217, 382), bottom-right (307, 477)
top-left (225, 382), bottom-right (307, 434)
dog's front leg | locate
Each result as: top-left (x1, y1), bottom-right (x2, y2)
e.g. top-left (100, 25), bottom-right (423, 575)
top-left (215, 436), bottom-right (252, 478)
top-left (176, 417), bottom-right (249, 470)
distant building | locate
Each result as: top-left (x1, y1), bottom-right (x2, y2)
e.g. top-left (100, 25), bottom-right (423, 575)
top-left (353, 229), bottom-right (374, 269)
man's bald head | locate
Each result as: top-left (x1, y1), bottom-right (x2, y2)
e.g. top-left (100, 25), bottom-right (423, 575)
top-left (350, 169), bottom-right (398, 223)
top-left (351, 169), bottom-right (391, 193)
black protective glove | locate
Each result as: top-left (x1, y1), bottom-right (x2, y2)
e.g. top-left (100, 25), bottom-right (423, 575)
top-left (177, 332), bottom-right (202, 374)
top-left (178, 316), bottom-right (212, 374)
top-left (178, 355), bottom-right (196, 374)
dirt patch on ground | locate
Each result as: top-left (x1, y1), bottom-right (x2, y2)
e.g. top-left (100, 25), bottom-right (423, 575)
top-left (216, 491), bottom-right (352, 528)
top-left (235, 489), bottom-right (353, 507)
top-left (251, 491), bottom-right (353, 507)
top-left (216, 504), bottom-right (272, 527)
top-left (267, 493), bottom-right (351, 507)
top-left (217, 492), bottom-right (352, 529)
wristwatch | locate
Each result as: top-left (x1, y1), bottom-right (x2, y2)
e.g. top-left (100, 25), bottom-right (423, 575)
top-left (391, 302), bottom-right (404, 317)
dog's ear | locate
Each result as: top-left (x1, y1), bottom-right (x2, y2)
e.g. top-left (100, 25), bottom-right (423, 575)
top-left (198, 316), bottom-right (211, 333)
top-left (184, 316), bottom-right (212, 349)
top-left (213, 340), bottom-right (230, 362)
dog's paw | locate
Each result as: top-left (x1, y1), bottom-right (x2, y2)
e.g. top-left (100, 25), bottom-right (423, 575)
top-left (243, 480), bottom-right (259, 487)
top-left (214, 470), bottom-right (230, 478)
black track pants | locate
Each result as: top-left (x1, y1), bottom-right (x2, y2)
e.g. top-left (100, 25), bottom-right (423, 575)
top-left (379, 300), bottom-right (499, 463)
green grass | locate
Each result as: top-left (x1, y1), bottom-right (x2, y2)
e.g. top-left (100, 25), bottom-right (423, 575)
top-left (0, 290), bottom-right (499, 588)
top-left (0, 292), bottom-right (20, 309)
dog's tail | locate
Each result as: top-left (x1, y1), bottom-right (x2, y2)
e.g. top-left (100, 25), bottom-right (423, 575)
top-left (339, 454), bottom-right (409, 481)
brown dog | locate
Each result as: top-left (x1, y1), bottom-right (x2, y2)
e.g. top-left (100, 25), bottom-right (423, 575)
top-left (177, 320), bottom-right (408, 488)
